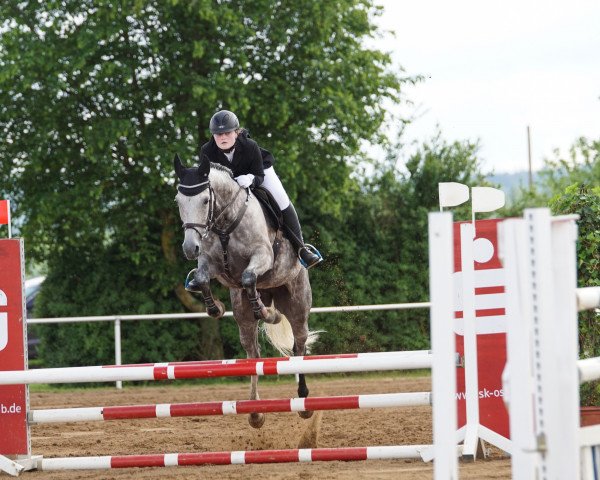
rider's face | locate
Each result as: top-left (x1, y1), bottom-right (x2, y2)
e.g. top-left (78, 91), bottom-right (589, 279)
top-left (214, 131), bottom-right (238, 150)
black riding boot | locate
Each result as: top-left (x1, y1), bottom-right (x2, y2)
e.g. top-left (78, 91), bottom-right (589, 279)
top-left (281, 204), bottom-right (323, 269)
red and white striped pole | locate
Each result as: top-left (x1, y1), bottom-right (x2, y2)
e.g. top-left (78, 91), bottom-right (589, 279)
top-left (0, 350), bottom-right (433, 386)
top-left (38, 445), bottom-right (433, 471)
top-left (30, 391), bottom-right (432, 424)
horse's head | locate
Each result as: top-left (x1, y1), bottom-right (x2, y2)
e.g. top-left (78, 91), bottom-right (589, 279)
top-left (174, 153), bottom-right (211, 260)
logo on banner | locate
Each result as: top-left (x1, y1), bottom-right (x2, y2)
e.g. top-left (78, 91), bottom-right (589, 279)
top-left (0, 238), bottom-right (30, 456)
top-left (453, 234), bottom-right (506, 335)
top-left (454, 219), bottom-right (510, 440)
top-left (0, 289), bottom-right (7, 351)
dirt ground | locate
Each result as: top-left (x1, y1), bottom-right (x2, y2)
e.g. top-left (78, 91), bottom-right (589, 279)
top-left (17, 375), bottom-right (511, 479)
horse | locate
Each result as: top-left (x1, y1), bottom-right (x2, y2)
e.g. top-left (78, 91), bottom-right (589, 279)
top-left (173, 153), bottom-right (319, 428)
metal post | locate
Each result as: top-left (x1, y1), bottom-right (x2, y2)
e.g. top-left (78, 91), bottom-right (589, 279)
top-left (527, 126), bottom-right (533, 190)
top-left (114, 317), bottom-right (122, 389)
top-left (460, 222), bottom-right (481, 460)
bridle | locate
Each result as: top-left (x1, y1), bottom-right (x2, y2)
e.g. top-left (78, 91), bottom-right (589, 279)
top-left (180, 181), bottom-right (250, 275)
top-left (180, 181), bottom-right (215, 239)
top-left (181, 182), bottom-right (250, 237)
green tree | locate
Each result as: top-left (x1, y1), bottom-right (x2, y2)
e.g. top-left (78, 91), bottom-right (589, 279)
top-left (0, 1), bottom-right (409, 364)
top-left (550, 184), bottom-right (600, 405)
top-left (542, 137), bottom-right (600, 191)
top-left (502, 135), bottom-right (600, 217)
top-left (501, 136), bottom-right (600, 404)
top-left (307, 132), bottom-right (488, 353)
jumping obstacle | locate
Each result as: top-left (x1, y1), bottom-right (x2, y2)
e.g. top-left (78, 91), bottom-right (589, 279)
top-left (1, 213), bottom-right (468, 477)
top-left (30, 392), bottom-right (431, 424)
top-left (495, 209), bottom-right (600, 480)
top-left (0, 346), bottom-right (444, 475)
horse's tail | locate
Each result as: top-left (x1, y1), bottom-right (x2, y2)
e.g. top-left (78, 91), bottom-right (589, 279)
top-left (261, 315), bottom-right (322, 357)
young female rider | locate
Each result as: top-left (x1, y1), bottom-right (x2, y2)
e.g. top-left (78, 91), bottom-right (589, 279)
top-left (198, 109), bottom-right (323, 269)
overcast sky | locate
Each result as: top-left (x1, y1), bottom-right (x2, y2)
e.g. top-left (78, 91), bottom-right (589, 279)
top-left (374, 0), bottom-right (600, 174)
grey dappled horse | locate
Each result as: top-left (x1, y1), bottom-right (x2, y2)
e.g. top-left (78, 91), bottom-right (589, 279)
top-left (174, 154), bottom-right (319, 428)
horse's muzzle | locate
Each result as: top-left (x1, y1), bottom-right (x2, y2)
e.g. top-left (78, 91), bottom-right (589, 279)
top-left (182, 231), bottom-right (201, 260)
top-left (182, 243), bottom-right (200, 260)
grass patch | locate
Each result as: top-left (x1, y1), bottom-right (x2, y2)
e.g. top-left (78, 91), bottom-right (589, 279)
top-left (27, 359), bottom-right (45, 369)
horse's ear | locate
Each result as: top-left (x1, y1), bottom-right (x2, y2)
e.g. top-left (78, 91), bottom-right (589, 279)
top-left (198, 154), bottom-right (210, 180)
top-left (174, 153), bottom-right (184, 180)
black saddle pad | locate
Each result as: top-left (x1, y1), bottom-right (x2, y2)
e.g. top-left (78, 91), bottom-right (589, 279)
top-left (252, 186), bottom-right (282, 231)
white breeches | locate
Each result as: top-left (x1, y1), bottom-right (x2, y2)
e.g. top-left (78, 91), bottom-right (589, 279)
top-left (261, 166), bottom-right (290, 210)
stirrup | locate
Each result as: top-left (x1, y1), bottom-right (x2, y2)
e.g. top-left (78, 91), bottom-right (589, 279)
top-left (184, 268), bottom-right (201, 292)
top-left (298, 244), bottom-right (323, 269)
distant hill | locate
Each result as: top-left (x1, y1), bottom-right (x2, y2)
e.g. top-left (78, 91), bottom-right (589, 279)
top-left (486, 171), bottom-right (540, 196)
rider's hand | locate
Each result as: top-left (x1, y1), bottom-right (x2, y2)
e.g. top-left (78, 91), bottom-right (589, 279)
top-left (235, 174), bottom-right (255, 188)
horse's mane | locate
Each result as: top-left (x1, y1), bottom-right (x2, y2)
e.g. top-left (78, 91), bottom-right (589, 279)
top-left (210, 162), bottom-right (234, 179)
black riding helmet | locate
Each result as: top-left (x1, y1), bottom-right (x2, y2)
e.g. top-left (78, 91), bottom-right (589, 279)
top-left (209, 110), bottom-right (239, 134)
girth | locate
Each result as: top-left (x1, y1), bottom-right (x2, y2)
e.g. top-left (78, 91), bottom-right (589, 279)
top-left (211, 201), bottom-right (248, 277)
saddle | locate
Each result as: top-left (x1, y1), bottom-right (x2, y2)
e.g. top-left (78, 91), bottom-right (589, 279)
top-left (252, 186), bottom-right (282, 231)
top-left (252, 186), bottom-right (284, 257)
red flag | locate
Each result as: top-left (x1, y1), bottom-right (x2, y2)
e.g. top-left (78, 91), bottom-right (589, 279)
top-left (0, 200), bottom-right (9, 225)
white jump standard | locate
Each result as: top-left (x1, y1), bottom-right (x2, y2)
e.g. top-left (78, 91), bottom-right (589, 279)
top-left (499, 209), bottom-right (600, 480)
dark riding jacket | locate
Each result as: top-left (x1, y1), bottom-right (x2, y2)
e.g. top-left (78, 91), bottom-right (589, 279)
top-left (199, 130), bottom-right (274, 189)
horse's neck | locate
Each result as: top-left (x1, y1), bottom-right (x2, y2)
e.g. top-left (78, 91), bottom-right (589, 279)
top-left (213, 177), bottom-right (236, 202)
top-left (211, 174), bottom-right (271, 236)
top-left (212, 180), bottom-right (239, 219)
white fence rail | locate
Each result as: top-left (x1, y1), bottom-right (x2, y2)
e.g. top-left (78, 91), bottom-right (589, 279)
top-left (27, 302), bottom-right (431, 389)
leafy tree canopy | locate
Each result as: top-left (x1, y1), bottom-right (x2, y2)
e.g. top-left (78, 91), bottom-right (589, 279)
top-left (0, 0), bottom-right (405, 254)
top-left (497, 135), bottom-right (599, 404)
top-left (0, 0), bottom-right (414, 362)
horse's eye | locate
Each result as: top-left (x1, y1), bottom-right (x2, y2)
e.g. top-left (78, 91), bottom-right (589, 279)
top-left (203, 198), bottom-right (209, 205)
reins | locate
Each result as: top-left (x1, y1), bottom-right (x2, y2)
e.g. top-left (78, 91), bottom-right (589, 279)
top-left (182, 182), bottom-right (250, 276)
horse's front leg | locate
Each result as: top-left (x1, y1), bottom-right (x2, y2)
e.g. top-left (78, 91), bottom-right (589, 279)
top-left (241, 246), bottom-right (277, 322)
top-left (192, 256), bottom-right (226, 318)
top-left (231, 290), bottom-right (265, 429)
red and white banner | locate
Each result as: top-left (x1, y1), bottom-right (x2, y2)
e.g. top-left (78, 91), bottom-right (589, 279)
top-left (0, 238), bottom-right (30, 456)
top-left (453, 219), bottom-right (509, 439)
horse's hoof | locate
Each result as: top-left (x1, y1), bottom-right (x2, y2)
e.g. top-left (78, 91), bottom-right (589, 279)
top-left (207, 300), bottom-right (226, 319)
top-left (298, 410), bottom-right (314, 419)
top-left (298, 386), bottom-right (309, 399)
top-left (262, 308), bottom-right (282, 325)
top-left (253, 306), bottom-right (269, 321)
top-left (248, 413), bottom-right (265, 429)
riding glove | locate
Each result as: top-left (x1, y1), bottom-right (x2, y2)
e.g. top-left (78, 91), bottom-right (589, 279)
top-left (235, 174), bottom-right (254, 188)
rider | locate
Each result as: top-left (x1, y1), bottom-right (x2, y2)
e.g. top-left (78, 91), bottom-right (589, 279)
top-left (198, 109), bottom-right (323, 269)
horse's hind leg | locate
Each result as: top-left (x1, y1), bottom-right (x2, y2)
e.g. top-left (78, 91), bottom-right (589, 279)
top-left (231, 289), bottom-right (265, 429)
top-left (293, 340), bottom-right (313, 420)
top-left (273, 271), bottom-right (314, 419)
